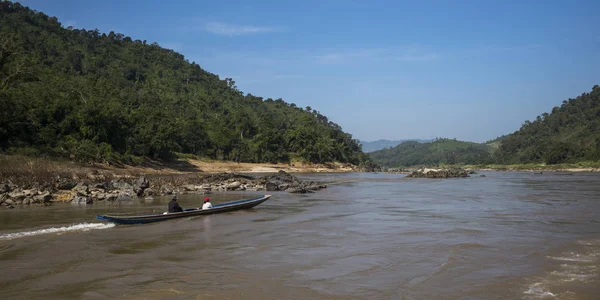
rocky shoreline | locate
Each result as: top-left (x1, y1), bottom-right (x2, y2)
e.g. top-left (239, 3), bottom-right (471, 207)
top-left (405, 168), bottom-right (481, 178)
top-left (0, 171), bottom-right (326, 209)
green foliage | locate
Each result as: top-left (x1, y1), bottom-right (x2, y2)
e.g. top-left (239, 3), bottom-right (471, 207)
top-left (0, 1), bottom-right (368, 165)
top-left (370, 85), bottom-right (600, 168)
top-left (368, 138), bottom-right (493, 167)
top-left (494, 85), bottom-right (600, 164)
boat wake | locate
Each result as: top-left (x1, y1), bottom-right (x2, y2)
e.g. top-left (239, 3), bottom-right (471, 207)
top-left (523, 239), bottom-right (600, 299)
top-left (0, 223), bottom-right (115, 241)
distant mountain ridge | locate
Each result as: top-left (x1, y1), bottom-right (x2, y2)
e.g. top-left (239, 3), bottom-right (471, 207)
top-left (360, 139), bottom-right (432, 153)
top-left (367, 138), bottom-right (493, 167)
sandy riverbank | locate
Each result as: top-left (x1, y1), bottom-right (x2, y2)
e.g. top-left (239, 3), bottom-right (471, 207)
top-left (0, 154), bottom-right (359, 183)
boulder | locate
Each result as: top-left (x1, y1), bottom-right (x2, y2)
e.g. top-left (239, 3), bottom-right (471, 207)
top-left (33, 192), bottom-right (52, 203)
top-left (72, 182), bottom-right (89, 195)
top-left (286, 187), bottom-right (307, 193)
top-left (227, 181), bottom-right (242, 190)
top-left (5, 199), bottom-right (15, 206)
top-left (133, 176), bottom-right (150, 197)
top-left (406, 168), bottom-right (469, 179)
top-left (265, 182), bottom-right (279, 191)
top-left (116, 192), bottom-right (133, 201)
top-left (0, 193), bottom-right (6, 204)
top-left (71, 195), bottom-right (92, 204)
top-left (105, 194), bottom-right (118, 201)
top-left (55, 178), bottom-right (78, 190)
top-left (109, 180), bottom-right (133, 191)
top-left (183, 184), bottom-right (198, 191)
top-left (8, 190), bottom-right (26, 201)
top-left (143, 188), bottom-right (154, 197)
top-left (94, 192), bottom-right (107, 201)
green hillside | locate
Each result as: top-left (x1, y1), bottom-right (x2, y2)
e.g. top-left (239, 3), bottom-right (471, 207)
top-left (0, 1), bottom-right (368, 165)
top-left (494, 86), bottom-right (600, 164)
top-left (368, 138), bottom-right (493, 167)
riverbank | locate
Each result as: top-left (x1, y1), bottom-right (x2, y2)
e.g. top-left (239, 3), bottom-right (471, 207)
top-left (465, 162), bottom-right (600, 173)
top-left (0, 154), bottom-right (343, 208)
top-left (385, 163), bottom-right (600, 174)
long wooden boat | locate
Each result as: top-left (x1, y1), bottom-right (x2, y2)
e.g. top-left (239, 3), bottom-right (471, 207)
top-left (96, 195), bottom-right (271, 225)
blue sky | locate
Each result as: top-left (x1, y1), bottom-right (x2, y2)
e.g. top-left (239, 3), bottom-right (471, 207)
top-left (22, 0), bottom-right (600, 142)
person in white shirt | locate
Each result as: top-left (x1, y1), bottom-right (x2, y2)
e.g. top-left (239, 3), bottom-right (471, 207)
top-left (202, 197), bottom-right (213, 210)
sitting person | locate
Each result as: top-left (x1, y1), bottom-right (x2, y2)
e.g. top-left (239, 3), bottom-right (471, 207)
top-left (202, 197), bottom-right (213, 210)
top-left (168, 196), bottom-right (183, 213)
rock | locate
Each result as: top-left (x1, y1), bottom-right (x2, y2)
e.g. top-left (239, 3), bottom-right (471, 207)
top-left (72, 182), bottom-right (89, 195)
top-left (109, 180), bottom-right (133, 191)
top-left (116, 192), bottom-right (133, 201)
top-left (8, 190), bottom-right (26, 201)
top-left (468, 170), bottom-right (478, 174)
top-left (227, 181), bottom-right (242, 190)
top-left (406, 168), bottom-right (469, 179)
top-left (480, 174), bottom-right (486, 177)
top-left (22, 197), bottom-right (33, 205)
top-left (94, 193), bottom-right (107, 201)
top-left (55, 178), bottom-right (78, 190)
top-left (71, 195), bottom-right (92, 204)
top-left (305, 184), bottom-right (326, 191)
top-left (286, 187), bottom-right (307, 193)
top-left (1, 183), bottom-right (10, 193)
top-left (33, 192), bottom-right (52, 203)
top-left (24, 189), bottom-right (38, 197)
top-left (133, 176), bottom-right (150, 197)
top-left (183, 184), bottom-right (198, 191)
top-left (105, 194), bottom-right (117, 201)
top-left (265, 182), bottom-right (279, 191)
top-left (143, 188), bottom-right (154, 197)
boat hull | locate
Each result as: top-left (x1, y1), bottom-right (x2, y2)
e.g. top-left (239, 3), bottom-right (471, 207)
top-left (96, 195), bottom-right (271, 224)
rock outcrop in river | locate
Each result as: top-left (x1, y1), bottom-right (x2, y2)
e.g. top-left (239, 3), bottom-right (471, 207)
top-left (0, 171), bottom-right (326, 208)
top-left (405, 168), bottom-right (470, 178)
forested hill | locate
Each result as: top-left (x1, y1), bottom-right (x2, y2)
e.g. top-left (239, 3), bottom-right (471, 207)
top-left (494, 85), bottom-right (600, 164)
top-left (360, 139), bottom-right (431, 153)
top-left (0, 1), bottom-right (368, 165)
top-left (368, 139), bottom-right (493, 167)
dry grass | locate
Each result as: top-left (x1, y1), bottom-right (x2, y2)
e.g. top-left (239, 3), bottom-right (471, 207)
top-left (0, 154), bottom-right (139, 186)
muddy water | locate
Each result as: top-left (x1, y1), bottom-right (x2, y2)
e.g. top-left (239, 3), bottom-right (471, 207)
top-left (1, 172), bottom-right (599, 299)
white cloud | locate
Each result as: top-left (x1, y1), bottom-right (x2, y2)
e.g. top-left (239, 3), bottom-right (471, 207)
top-left (203, 22), bottom-right (282, 36)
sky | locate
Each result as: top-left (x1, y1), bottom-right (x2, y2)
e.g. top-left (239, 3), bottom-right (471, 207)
top-left (21, 0), bottom-right (600, 142)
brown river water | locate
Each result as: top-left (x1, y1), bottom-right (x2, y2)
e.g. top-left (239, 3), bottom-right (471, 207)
top-left (1, 172), bottom-right (599, 299)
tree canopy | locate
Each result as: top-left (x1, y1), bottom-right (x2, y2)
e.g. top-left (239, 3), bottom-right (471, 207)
top-left (493, 85), bottom-right (600, 164)
top-left (368, 138), bottom-right (493, 167)
top-left (0, 1), bottom-right (369, 166)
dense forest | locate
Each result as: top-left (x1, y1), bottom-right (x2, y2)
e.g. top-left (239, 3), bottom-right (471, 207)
top-left (368, 139), bottom-right (493, 167)
top-left (494, 85), bottom-right (600, 164)
top-left (359, 139), bottom-right (431, 153)
top-left (0, 1), bottom-right (370, 166)
top-left (369, 86), bottom-right (600, 168)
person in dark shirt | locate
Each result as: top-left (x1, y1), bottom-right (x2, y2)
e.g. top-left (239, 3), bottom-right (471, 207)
top-left (168, 196), bottom-right (183, 213)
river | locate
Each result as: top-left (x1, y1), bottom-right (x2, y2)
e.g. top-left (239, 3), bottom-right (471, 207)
top-left (1, 172), bottom-right (599, 299)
